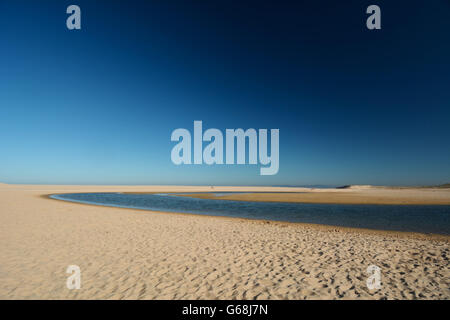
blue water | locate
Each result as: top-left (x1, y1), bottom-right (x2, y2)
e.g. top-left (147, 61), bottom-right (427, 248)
top-left (50, 193), bottom-right (450, 235)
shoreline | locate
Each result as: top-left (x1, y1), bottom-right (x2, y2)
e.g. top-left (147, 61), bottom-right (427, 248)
top-left (43, 193), bottom-right (450, 242)
top-left (172, 191), bottom-right (450, 206)
top-left (125, 191), bottom-right (450, 206)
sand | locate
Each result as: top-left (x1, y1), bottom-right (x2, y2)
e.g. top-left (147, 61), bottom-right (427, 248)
top-left (175, 186), bottom-right (450, 205)
top-left (0, 184), bottom-right (449, 299)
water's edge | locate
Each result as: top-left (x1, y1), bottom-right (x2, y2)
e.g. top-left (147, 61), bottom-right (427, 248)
top-left (49, 192), bottom-right (450, 236)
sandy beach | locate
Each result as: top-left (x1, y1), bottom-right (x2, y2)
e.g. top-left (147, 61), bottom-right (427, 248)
top-left (0, 183), bottom-right (449, 299)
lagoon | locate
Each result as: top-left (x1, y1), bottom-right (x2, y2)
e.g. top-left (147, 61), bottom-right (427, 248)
top-left (50, 192), bottom-right (450, 235)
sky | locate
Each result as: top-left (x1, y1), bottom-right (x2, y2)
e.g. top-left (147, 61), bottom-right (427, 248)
top-left (0, 0), bottom-right (449, 186)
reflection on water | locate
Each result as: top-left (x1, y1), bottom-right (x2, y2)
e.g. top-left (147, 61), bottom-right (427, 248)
top-left (51, 193), bottom-right (450, 235)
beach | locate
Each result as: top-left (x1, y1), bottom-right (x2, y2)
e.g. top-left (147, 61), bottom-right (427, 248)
top-left (0, 183), bottom-right (449, 299)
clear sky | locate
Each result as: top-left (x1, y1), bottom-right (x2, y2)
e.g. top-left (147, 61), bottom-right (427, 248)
top-left (1, 0), bottom-right (449, 186)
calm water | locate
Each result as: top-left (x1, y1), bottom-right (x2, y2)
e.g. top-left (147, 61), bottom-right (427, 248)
top-left (51, 193), bottom-right (450, 235)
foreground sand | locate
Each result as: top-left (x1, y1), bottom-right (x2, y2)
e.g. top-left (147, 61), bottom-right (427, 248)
top-left (0, 184), bottom-right (449, 299)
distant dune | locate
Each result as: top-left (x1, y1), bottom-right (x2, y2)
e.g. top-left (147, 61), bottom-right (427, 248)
top-left (336, 185), bottom-right (374, 189)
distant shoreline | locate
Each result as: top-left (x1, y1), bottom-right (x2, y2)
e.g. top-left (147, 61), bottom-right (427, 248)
top-left (119, 185), bottom-right (450, 206)
top-left (172, 191), bottom-right (450, 205)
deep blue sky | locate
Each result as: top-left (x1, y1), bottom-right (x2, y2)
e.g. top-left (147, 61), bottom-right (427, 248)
top-left (1, 0), bottom-right (449, 186)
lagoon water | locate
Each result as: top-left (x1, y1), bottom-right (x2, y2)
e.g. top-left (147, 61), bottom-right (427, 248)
top-left (51, 192), bottom-right (450, 235)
